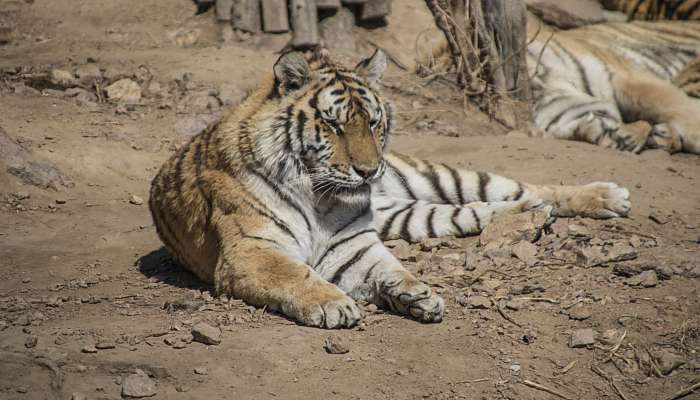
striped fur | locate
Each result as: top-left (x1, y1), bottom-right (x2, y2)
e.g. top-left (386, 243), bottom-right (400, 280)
top-left (149, 49), bottom-right (632, 329)
top-left (600, 0), bottom-right (700, 21)
top-left (528, 15), bottom-right (700, 153)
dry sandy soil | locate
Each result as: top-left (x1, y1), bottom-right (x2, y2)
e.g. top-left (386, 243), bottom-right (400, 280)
top-left (1, 1), bottom-right (699, 399)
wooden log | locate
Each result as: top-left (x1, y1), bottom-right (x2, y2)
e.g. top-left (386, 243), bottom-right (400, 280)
top-left (262, 0), bottom-right (290, 32)
top-left (290, 0), bottom-right (319, 48)
top-left (216, 0), bottom-right (234, 21)
top-left (317, 0), bottom-right (341, 10)
top-left (341, 0), bottom-right (367, 4)
top-left (361, 0), bottom-right (391, 20)
top-left (232, 0), bottom-right (261, 33)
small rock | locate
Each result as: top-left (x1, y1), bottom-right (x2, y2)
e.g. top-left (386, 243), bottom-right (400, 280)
top-left (599, 329), bottom-right (622, 346)
top-left (95, 341), bottom-right (115, 350)
top-left (71, 392), bottom-right (87, 400)
top-left (50, 69), bottom-right (77, 88)
top-left (569, 328), bottom-right (597, 348)
top-left (81, 345), bottom-right (98, 354)
top-left (121, 369), bottom-right (157, 398)
top-left (129, 195), bottom-right (144, 205)
top-left (389, 241), bottom-right (412, 261)
top-left (12, 191), bottom-right (30, 200)
top-left (511, 240), bottom-right (538, 265)
top-left (685, 265), bottom-right (700, 278)
top-left (106, 79), bottom-right (141, 104)
top-left (193, 366), bottom-right (208, 375)
top-left (466, 295), bottom-right (491, 310)
top-left (364, 303), bottom-right (378, 313)
top-left (527, 0), bottom-right (605, 29)
top-left (654, 349), bottom-right (685, 375)
top-left (74, 63), bottom-right (102, 84)
top-left (576, 246), bottom-right (606, 267)
top-left (324, 335), bottom-right (349, 354)
top-left (567, 224), bottom-right (591, 238)
top-left (21, 277), bottom-right (31, 283)
top-left (175, 384), bottom-right (190, 393)
top-left (568, 306), bottom-right (592, 321)
top-left (480, 208), bottom-right (552, 251)
top-left (13, 314), bottom-right (31, 326)
top-left (420, 238), bottom-right (449, 251)
top-left (626, 270), bottom-right (658, 288)
top-left (191, 322), bottom-right (221, 345)
top-left (24, 335), bottom-right (38, 348)
top-left (55, 198), bottom-right (66, 204)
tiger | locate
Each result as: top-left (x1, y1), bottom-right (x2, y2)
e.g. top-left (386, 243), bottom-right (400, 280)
top-left (599, 0), bottom-right (700, 21)
top-left (526, 14), bottom-right (700, 154)
top-left (148, 49), bottom-right (631, 328)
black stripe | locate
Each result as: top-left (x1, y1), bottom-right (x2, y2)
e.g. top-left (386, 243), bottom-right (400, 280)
top-left (380, 202), bottom-right (414, 239)
top-left (331, 244), bottom-right (376, 284)
top-left (240, 197), bottom-right (300, 246)
top-left (315, 229), bottom-right (375, 267)
top-left (399, 208), bottom-right (415, 241)
top-left (376, 202), bottom-right (397, 212)
top-left (444, 164), bottom-right (465, 204)
top-left (362, 261), bottom-right (382, 283)
top-left (512, 182), bottom-right (524, 201)
top-left (247, 168), bottom-right (311, 232)
top-left (552, 39), bottom-right (593, 96)
top-left (544, 101), bottom-right (599, 132)
top-left (333, 202), bottom-right (371, 235)
top-left (425, 164), bottom-right (450, 203)
top-left (477, 172), bottom-right (490, 202)
top-left (296, 110), bottom-right (307, 155)
top-left (387, 161), bottom-right (417, 200)
top-left (426, 207), bottom-right (437, 238)
top-left (451, 207), bottom-right (467, 237)
top-left (283, 105), bottom-right (295, 153)
top-left (470, 208), bottom-right (482, 232)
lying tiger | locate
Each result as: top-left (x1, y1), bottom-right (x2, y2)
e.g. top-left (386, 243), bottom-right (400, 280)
top-left (599, 0), bottom-right (700, 21)
top-left (527, 14), bottom-right (700, 154)
top-left (149, 50), bottom-right (631, 328)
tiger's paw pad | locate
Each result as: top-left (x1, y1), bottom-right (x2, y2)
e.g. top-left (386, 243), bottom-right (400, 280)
top-left (381, 278), bottom-right (444, 323)
top-left (570, 182), bottom-right (631, 219)
top-left (301, 296), bottom-right (363, 329)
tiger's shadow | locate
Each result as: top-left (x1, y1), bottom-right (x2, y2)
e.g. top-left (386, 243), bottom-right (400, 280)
top-left (136, 247), bottom-right (213, 294)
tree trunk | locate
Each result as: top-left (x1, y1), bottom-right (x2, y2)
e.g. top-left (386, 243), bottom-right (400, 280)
top-left (425, 0), bottom-right (531, 128)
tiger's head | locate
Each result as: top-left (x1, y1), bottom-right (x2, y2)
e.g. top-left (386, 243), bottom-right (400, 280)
top-left (270, 49), bottom-right (392, 201)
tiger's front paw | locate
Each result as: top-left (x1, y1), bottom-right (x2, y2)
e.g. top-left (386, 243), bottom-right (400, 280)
top-left (562, 182), bottom-right (631, 219)
top-left (291, 281), bottom-right (363, 329)
top-left (599, 121), bottom-right (652, 153)
top-left (378, 272), bottom-right (444, 323)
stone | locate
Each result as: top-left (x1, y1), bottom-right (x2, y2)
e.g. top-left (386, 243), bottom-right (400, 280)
top-left (479, 208), bottom-right (552, 251)
top-left (526, 0), bottom-right (605, 29)
top-left (129, 195), bottom-right (144, 206)
top-left (193, 366), bottom-right (208, 375)
top-left (319, 7), bottom-right (355, 51)
top-left (323, 335), bottom-right (349, 354)
top-left (575, 246), bottom-right (606, 267)
top-left (568, 306), bottom-right (592, 321)
top-left (50, 69), bottom-right (77, 88)
top-left (95, 341), bottom-right (115, 350)
top-left (569, 328), bottom-right (597, 348)
top-left (1, 126), bottom-right (69, 190)
top-left (626, 270), bottom-right (658, 288)
top-left (71, 392), bottom-right (87, 400)
top-left (511, 240), bottom-right (538, 265)
top-left (290, 0), bottom-right (319, 48)
top-left (13, 314), bottom-right (31, 326)
top-left (74, 63), bottom-right (102, 84)
top-left (121, 369), bottom-right (157, 398)
top-left (389, 240), bottom-right (412, 261)
top-left (599, 329), bottom-right (622, 346)
top-left (420, 238), bottom-right (448, 252)
top-left (81, 345), bottom-right (98, 353)
top-left (106, 79), bottom-right (141, 104)
top-left (262, 0), bottom-right (290, 33)
top-left (654, 349), bottom-right (685, 375)
top-left (685, 265), bottom-right (700, 278)
top-left (232, 0), bottom-right (262, 33)
top-left (191, 322), bottom-right (221, 345)
top-left (567, 224), bottom-right (591, 238)
top-left (24, 335), bottom-right (38, 348)
top-left (466, 295), bottom-right (491, 310)
top-left (361, 0), bottom-right (391, 20)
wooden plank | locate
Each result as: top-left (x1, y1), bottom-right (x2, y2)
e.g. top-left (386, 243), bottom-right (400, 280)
top-left (361, 0), bottom-right (391, 19)
top-left (317, 0), bottom-right (341, 10)
top-left (232, 0), bottom-right (261, 33)
top-left (216, 0), bottom-right (234, 21)
top-left (262, 0), bottom-right (290, 32)
top-left (290, 0), bottom-right (319, 48)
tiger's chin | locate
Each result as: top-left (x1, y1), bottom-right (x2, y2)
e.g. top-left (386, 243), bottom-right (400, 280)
top-left (332, 184), bottom-right (372, 207)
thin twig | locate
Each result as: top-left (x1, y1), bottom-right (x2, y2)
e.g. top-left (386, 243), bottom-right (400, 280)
top-left (591, 365), bottom-right (630, 400)
top-left (453, 377), bottom-right (490, 384)
top-left (554, 359), bottom-right (578, 375)
top-left (518, 297), bottom-right (560, 304)
top-left (492, 298), bottom-right (521, 327)
top-left (663, 382), bottom-right (700, 400)
top-left (521, 379), bottom-right (574, 400)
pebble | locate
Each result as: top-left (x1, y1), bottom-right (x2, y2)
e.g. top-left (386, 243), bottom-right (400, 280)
top-left (95, 341), bottom-right (115, 350)
top-left (511, 240), bottom-right (538, 265)
top-left (466, 295), bottom-right (491, 309)
top-left (81, 345), bottom-right (98, 354)
top-left (71, 392), bottom-right (87, 400)
top-left (324, 335), bottom-right (349, 354)
top-left (50, 69), bottom-right (77, 88)
top-left (568, 306), bottom-right (592, 321)
top-left (55, 198), bottom-right (67, 204)
top-left (685, 265), bottom-right (700, 278)
top-left (106, 78), bottom-right (142, 104)
top-left (655, 349), bottom-right (685, 375)
top-left (191, 322), bottom-right (221, 345)
top-left (21, 277), bottom-right (31, 283)
top-left (12, 191), bottom-right (30, 200)
top-left (569, 328), bottom-right (597, 348)
top-left (193, 366), bottom-right (208, 375)
top-left (121, 369), bottom-right (157, 398)
top-left (129, 195), bottom-right (144, 205)
top-left (599, 329), bottom-right (622, 346)
top-left (626, 270), bottom-right (658, 288)
top-left (24, 335), bottom-right (38, 348)
top-left (14, 314), bottom-right (31, 326)
top-left (74, 63), bottom-right (102, 84)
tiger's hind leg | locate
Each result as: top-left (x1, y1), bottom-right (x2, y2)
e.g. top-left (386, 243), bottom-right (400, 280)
top-left (613, 75), bottom-right (700, 154)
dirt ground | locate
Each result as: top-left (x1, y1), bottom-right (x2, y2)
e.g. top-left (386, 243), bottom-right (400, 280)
top-left (1, 1), bottom-right (699, 399)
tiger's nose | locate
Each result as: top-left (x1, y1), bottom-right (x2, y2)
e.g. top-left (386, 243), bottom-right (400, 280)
top-left (352, 165), bottom-right (378, 180)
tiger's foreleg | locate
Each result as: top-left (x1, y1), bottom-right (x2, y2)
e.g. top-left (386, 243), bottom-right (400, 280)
top-left (314, 228), bottom-right (444, 323)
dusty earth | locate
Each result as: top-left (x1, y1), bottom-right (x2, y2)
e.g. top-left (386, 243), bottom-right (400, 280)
top-left (1, 1), bottom-right (699, 399)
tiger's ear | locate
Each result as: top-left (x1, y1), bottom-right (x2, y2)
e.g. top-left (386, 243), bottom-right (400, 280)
top-left (354, 49), bottom-right (387, 83)
top-left (273, 52), bottom-right (310, 94)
